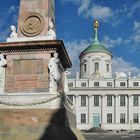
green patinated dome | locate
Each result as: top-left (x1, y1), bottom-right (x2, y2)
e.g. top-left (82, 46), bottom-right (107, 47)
top-left (80, 20), bottom-right (112, 58)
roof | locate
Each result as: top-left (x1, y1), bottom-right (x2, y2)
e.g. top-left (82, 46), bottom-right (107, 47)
top-left (80, 42), bottom-right (112, 58)
top-left (79, 20), bottom-right (112, 58)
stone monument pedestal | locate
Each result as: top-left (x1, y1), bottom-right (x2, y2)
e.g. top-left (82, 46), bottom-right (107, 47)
top-left (0, 40), bottom-right (85, 140)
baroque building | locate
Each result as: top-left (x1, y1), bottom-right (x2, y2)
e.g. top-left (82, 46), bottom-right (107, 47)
top-left (67, 20), bottom-right (140, 131)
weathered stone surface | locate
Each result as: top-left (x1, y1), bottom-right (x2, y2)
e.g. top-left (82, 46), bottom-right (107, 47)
top-left (0, 109), bottom-right (85, 140)
top-left (18, 0), bottom-right (55, 37)
top-left (5, 53), bottom-right (49, 93)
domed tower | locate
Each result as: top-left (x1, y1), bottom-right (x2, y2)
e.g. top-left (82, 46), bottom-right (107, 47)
top-left (79, 20), bottom-right (113, 79)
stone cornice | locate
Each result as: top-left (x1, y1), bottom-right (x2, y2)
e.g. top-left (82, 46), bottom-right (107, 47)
top-left (0, 40), bottom-right (72, 69)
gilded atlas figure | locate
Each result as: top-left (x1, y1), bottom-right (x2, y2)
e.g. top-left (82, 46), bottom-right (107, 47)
top-left (48, 52), bottom-right (61, 93)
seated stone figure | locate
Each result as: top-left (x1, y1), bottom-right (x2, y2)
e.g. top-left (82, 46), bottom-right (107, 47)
top-left (9, 25), bottom-right (18, 39)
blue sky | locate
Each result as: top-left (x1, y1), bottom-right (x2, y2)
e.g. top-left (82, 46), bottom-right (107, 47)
top-left (0, 0), bottom-right (140, 77)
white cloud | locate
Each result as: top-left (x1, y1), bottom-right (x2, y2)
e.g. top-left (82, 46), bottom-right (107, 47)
top-left (102, 35), bottom-right (122, 48)
top-left (127, 1), bottom-right (140, 17)
top-left (84, 4), bottom-right (113, 21)
top-left (62, 0), bottom-right (115, 23)
top-left (65, 40), bottom-right (89, 77)
top-left (134, 21), bottom-right (140, 30)
top-left (112, 57), bottom-right (140, 75)
top-left (132, 21), bottom-right (140, 45)
top-left (134, 34), bottom-right (140, 44)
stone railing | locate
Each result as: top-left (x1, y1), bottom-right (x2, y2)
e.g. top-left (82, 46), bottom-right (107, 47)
top-left (63, 96), bottom-right (75, 113)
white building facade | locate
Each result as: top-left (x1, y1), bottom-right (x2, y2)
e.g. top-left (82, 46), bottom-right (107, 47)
top-left (67, 20), bottom-right (140, 131)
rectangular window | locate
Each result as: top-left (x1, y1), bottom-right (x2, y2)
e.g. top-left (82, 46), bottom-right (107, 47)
top-left (120, 82), bottom-right (126, 87)
top-left (133, 95), bottom-right (139, 106)
top-left (120, 95), bottom-right (125, 106)
top-left (120, 113), bottom-right (125, 123)
top-left (133, 113), bottom-right (139, 123)
top-left (107, 82), bottom-right (112, 87)
top-left (133, 82), bottom-right (139, 87)
top-left (81, 82), bottom-right (86, 87)
top-left (95, 62), bottom-right (99, 73)
top-left (81, 95), bottom-right (86, 106)
top-left (81, 113), bottom-right (86, 123)
top-left (83, 64), bottom-right (87, 72)
top-left (107, 113), bottom-right (112, 123)
top-left (68, 95), bottom-right (73, 103)
top-left (107, 95), bottom-right (112, 106)
top-left (68, 82), bottom-right (73, 87)
top-left (106, 64), bottom-right (109, 72)
top-left (94, 82), bottom-right (99, 87)
top-left (94, 95), bottom-right (99, 106)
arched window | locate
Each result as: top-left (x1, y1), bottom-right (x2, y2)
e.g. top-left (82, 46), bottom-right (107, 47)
top-left (106, 63), bottom-right (109, 72)
top-left (83, 63), bottom-right (87, 72)
top-left (95, 62), bottom-right (99, 73)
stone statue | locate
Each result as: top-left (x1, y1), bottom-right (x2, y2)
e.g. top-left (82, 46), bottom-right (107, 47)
top-left (9, 25), bottom-right (18, 38)
top-left (48, 52), bottom-right (61, 93)
top-left (0, 53), bottom-right (7, 67)
top-left (0, 53), bottom-right (7, 90)
top-left (48, 18), bottom-right (56, 38)
top-left (64, 71), bottom-right (71, 93)
top-left (76, 72), bottom-right (79, 79)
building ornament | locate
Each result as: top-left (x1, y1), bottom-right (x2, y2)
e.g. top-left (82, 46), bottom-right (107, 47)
top-left (48, 52), bottom-right (61, 93)
top-left (9, 25), bottom-right (18, 39)
top-left (0, 94), bottom-right (58, 106)
top-left (76, 72), bottom-right (80, 80)
top-left (48, 18), bottom-right (56, 39)
top-left (20, 12), bottom-right (45, 37)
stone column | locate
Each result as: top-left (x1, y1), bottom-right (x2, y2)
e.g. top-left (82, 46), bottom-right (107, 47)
top-left (101, 95), bottom-right (106, 124)
top-left (75, 95), bottom-right (80, 123)
top-left (114, 95), bottom-right (119, 123)
top-left (88, 95), bottom-right (92, 123)
top-left (128, 95), bottom-right (132, 123)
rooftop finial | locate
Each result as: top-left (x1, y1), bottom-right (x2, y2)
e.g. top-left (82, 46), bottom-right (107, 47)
top-left (93, 20), bottom-right (99, 43)
top-left (94, 20), bottom-right (99, 29)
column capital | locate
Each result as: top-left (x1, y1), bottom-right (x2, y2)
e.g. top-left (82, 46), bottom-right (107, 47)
top-left (114, 94), bottom-right (119, 97)
top-left (88, 95), bottom-right (92, 97)
top-left (128, 94), bottom-right (132, 97)
top-left (75, 94), bottom-right (79, 97)
top-left (100, 95), bottom-right (106, 98)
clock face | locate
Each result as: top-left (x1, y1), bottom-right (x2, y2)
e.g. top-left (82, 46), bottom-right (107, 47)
top-left (20, 12), bottom-right (45, 37)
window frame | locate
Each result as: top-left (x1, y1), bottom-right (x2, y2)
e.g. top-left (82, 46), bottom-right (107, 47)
top-left (81, 95), bottom-right (86, 106)
top-left (95, 62), bottom-right (99, 73)
top-left (107, 95), bottom-right (112, 106)
top-left (94, 82), bottom-right (99, 87)
top-left (120, 82), bottom-right (126, 87)
top-left (133, 95), bottom-right (139, 106)
top-left (133, 82), bottom-right (139, 87)
top-left (133, 113), bottom-right (139, 123)
top-left (120, 113), bottom-right (125, 123)
top-left (106, 63), bottom-right (109, 72)
top-left (94, 95), bottom-right (99, 106)
top-left (107, 113), bottom-right (112, 123)
top-left (120, 95), bottom-right (125, 106)
top-left (81, 82), bottom-right (86, 87)
top-left (81, 113), bottom-right (86, 123)
top-left (107, 82), bottom-right (112, 87)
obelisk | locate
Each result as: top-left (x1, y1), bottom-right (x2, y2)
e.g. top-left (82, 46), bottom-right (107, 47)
top-left (18, 0), bottom-right (55, 39)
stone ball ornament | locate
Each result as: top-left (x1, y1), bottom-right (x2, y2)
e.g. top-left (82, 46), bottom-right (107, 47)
top-left (20, 12), bottom-right (45, 37)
